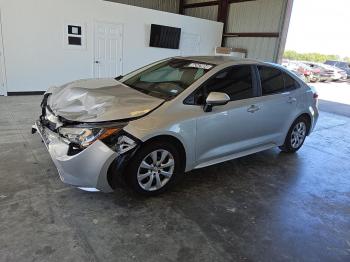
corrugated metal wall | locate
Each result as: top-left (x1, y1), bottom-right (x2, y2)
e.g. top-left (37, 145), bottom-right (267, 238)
top-left (182, 0), bottom-right (288, 62)
top-left (184, 0), bottom-right (218, 21)
top-left (226, 0), bottom-right (284, 33)
top-left (225, 0), bottom-right (285, 61)
top-left (104, 0), bottom-right (179, 13)
top-left (184, 6), bottom-right (218, 21)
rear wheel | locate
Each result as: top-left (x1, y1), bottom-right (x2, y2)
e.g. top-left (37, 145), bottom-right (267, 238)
top-left (125, 140), bottom-right (184, 195)
top-left (279, 116), bottom-right (309, 153)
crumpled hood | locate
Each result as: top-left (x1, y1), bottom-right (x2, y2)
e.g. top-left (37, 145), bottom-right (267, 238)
top-left (46, 78), bottom-right (164, 122)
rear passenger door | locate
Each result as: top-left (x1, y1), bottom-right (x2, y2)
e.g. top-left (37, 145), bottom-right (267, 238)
top-left (253, 66), bottom-right (301, 145)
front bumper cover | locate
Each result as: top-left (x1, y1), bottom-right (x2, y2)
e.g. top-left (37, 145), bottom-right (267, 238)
top-left (33, 120), bottom-right (117, 192)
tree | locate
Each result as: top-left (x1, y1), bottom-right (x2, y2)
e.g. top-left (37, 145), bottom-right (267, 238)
top-left (283, 50), bottom-right (340, 63)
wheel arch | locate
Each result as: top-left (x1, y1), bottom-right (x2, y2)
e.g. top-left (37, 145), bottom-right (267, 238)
top-left (295, 112), bottom-right (312, 135)
top-left (142, 134), bottom-right (187, 170)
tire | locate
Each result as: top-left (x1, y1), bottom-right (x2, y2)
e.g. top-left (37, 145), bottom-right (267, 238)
top-left (125, 140), bottom-right (184, 196)
top-left (279, 116), bottom-right (310, 153)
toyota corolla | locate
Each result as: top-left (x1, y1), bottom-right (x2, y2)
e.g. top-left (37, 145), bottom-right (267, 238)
top-left (32, 56), bottom-right (319, 195)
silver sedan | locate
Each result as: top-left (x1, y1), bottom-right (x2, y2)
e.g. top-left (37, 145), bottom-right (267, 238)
top-left (33, 56), bottom-right (319, 195)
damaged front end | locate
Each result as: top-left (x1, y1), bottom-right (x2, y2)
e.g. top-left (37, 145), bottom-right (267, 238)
top-left (32, 93), bottom-right (141, 192)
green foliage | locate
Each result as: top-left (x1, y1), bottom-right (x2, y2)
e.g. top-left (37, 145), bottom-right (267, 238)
top-left (283, 50), bottom-right (341, 63)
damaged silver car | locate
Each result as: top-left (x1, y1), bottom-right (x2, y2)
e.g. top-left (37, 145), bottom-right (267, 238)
top-left (32, 56), bottom-right (319, 195)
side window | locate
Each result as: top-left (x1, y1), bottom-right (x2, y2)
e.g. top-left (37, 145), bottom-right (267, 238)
top-left (283, 73), bottom-right (300, 91)
top-left (201, 65), bottom-right (254, 102)
top-left (258, 66), bottom-right (284, 95)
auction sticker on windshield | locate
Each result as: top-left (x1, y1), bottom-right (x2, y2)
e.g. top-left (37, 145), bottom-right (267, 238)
top-left (186, 63), bottom-right (213, 70)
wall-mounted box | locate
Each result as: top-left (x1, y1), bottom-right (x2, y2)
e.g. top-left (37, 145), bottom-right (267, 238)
top-left (64, 22), bottom-right (86, 50)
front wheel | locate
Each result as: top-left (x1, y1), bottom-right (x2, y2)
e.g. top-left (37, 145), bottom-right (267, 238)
top-left (279, 116), bottom-right (309, 153)
top-left (125, 140), bottom-right (184, 195)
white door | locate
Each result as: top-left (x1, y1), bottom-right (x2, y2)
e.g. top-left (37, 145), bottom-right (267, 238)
top-left (94, 22), bottom-right (123, 78)
top-left (180, 33), bottom-right (200, 56)
top-left (0, 11), bottom-right (7, 96)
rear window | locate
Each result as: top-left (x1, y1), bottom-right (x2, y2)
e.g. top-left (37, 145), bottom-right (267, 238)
top-left (336, 62), bottom-right (349, 68)
top-left (325, 61), bottom-right (337, 66)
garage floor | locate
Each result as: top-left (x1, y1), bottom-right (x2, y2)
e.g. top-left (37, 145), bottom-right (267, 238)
top-left (1, 96), bottom-right (349, 262)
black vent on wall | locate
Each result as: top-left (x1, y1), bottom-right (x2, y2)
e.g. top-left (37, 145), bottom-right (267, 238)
top-left (149, 24), bottom-right (181, 49)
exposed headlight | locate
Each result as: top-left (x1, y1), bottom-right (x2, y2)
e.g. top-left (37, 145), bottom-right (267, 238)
top-left (59, 127), bottom-right (121, 148)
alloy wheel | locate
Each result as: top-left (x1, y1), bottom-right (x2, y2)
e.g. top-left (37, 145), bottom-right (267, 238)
top-left (137, 149), bottom-right (175, 191)
top-left (291, 122), bottom-right (306, 148)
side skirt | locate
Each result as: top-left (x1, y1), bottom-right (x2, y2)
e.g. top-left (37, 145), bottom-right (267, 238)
top-left (193, 143), bottom-right (277, 169)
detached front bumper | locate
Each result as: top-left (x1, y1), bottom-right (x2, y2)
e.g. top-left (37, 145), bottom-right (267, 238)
top-left (33, 120), bottom-right (117, 192)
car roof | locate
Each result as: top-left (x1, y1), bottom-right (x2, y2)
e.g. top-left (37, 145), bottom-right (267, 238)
top-left (178, 55), bottom-right (264, 66)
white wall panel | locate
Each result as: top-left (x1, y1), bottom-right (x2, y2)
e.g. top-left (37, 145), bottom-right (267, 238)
top-left (0, 0), bottom-right (222, 92)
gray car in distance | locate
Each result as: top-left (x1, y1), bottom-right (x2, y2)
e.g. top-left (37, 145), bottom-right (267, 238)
top-left (32, 56), bottom-right (319, 195)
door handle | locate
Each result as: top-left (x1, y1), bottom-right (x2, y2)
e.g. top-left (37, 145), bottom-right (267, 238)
top-left (95, 61), bottom-right (100, 64)
top-left (247, 105), bottom-right (260, 113)
top-left (287, 97), bottom-right (297, 104)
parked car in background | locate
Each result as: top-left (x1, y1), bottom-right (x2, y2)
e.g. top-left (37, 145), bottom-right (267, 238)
top-left (32, 56), bottom-right (319, 195)
top-left (302, 61), bottom-right (334, 82)
top-left (337, 68), bottom-right (347, 80)
top-left (324, 64), bottom-right (346, 81)
top-left (325, 60), bottom-right (350, 78)
top-left (291, 70), bottom-right (307, 82)
top-left (283, 60), bottom-right (319, 82)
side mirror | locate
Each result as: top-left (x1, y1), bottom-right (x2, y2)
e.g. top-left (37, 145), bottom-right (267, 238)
top-left (203, 92), bottom-right (230, 112)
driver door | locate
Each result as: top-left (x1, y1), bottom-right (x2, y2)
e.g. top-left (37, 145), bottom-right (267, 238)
top-left (195, 65), bottom-right (261, 167)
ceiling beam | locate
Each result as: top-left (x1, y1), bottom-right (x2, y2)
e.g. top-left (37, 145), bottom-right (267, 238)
top-left (217, 0), bottom-right (230, 45)
top-left (223, 32), bottom-right (280, 38)
top-left (229, 0), bottom-right (256, 3)
top-left (179, 0), bottom-right (185, 14)
top-left (182, 0), bottom-right (255, 10)
top-left (183, 1), bottom-right (219, 9)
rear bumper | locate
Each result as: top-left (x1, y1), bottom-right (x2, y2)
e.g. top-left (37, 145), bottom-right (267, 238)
top-left (33, 121), bottom-right (116, 192)
top-left (309, 105), bottom-right (319, 134)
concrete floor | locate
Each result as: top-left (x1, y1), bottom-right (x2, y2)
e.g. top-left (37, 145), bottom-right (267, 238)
top-left (314, 81), bottom-right (350, 105)
top-left (0, 95), bottom-right (349, 262)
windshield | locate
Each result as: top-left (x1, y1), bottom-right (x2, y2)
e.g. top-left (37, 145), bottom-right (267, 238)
top-left (121, 58), bottom-right (214, 99)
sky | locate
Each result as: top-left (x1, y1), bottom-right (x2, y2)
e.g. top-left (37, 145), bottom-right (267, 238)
top-left (285, 0), bottom-right (350, 57)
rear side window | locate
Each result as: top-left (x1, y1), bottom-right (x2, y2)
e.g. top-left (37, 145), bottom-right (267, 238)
top-left (258, 66), bottom-right (300, 95)
top-left (258, 66), bottom-right (284, 95)
top-left (284, 73), bottom-right (300, 91)
top-left (202, 65), bottom-right (254, 101)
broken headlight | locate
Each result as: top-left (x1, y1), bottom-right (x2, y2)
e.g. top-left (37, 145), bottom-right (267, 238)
top-left (59, 127), bottom-right (121, 148)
